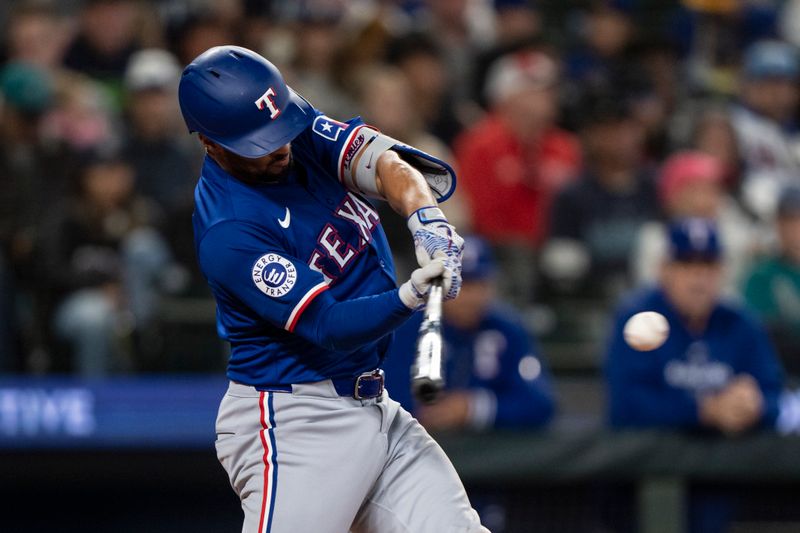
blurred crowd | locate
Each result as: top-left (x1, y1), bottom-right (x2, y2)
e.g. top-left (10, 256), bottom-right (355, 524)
top-left (5, 0), bottom-right (800, 439)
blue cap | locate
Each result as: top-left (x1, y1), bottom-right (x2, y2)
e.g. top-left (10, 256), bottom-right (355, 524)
top-left (667, 218), bottom-right (722, 263)
top-left (461, 236), bottom-right (496, 281)
top-left (743, 40), bottom-right (799, 80)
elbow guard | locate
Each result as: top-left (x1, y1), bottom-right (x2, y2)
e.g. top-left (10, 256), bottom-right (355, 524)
top-left (341, 126), bottom-right (456, 202)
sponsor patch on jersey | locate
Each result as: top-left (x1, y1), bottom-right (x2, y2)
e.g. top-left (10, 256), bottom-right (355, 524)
top-left (252, 253), bottom-right (297, 298)
top-left (312, 115), bottom-right (346, 142)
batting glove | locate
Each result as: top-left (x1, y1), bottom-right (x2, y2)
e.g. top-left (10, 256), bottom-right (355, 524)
top-left (399, 258), bottom-right (460, 309)
top-left (407, 206), bottom-right (464, 300)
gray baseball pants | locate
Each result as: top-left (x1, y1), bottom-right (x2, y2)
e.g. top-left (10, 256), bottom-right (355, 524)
top-left (215, 380), bottom-right (489, 533)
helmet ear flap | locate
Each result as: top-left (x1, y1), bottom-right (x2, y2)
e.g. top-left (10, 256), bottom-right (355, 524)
top-left (178, 45), bottom-right (315, 158)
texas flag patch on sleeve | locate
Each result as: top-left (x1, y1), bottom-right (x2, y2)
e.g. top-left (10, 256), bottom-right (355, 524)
top-left (312, 115), bottom-right (347, 142)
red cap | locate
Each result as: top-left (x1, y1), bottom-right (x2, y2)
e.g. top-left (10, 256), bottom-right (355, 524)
top-left (658, 151), bottom-right (724, 205)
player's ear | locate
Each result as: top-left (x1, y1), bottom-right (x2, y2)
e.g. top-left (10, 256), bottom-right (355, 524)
top-left (198, 134), bottom-right (221, 156)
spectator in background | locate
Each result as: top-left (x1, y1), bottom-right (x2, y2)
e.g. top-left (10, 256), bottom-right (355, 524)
top-left (37, 150), bottom-right (175, 376)
top-left (0, 63), bottom-right (58, 268)
top-left (743, 186), bottom-right (800, 380)
top-left (492, 0), bottom-right (541, 48)
top-left (383, 236), bottom-right (555, 431)
top-left (542, 91), bottom-right (656, 300)
top-left (471, 0), bottom-right (542, 112)
top-left (285, 7), bottom-right (358, 118)
top-left (690, 108), bottom-right (742, 189)
top-left (673, 0), bottom-right (778, 97)
top-left (386, 32), bottom-right (465, 146)
top-left (607, 218), bottom-right (783, 433)
top-left (626, 39), bottom-right (681, 163)
top-left (121, 48), bottom-right (197, 220)
top-left (608, 218), bottom-right (784, 533)
top-left (730, 40), bottom-right (800, 221)
top-left (173, 13), bottom-right (234, 67)
top-left (4, 1), bottom-right (72, 72)
top-left (120, 48), bottom-right (197, 292)
top-left (633, 151), bottom-right (759, 295)
top-left (35, 1), bottom-right (127, 156)
top-left (564, 1), bottom-right (634, 92)
top-left (196, 0), bottom-right (244, 30)
top-left (322, 4), bottom-right (396, 96)
top-left (455, 49), bottom-right (580, 305)
top-left (0, 62), bottom-right (72, 370)
top-left (417, 0), bottom-right (495, 104)
top-left (40, 70), bottom-right (121, 153)
top-left (62, 0), bottom-right (143, 105)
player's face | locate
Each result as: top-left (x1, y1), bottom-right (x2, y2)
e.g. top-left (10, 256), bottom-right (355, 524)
top-left (661, 260), bottom-right (722, 322)
top-left (202, 136), bottom-right (293, 182)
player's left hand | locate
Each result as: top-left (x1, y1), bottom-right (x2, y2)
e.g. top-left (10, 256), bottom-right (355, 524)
top-left (399, 258), bottom-right (460, 309)
top-left (407, 206), bottom-right (464, 300)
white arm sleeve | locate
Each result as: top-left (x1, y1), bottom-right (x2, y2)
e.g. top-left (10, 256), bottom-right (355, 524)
top-left (340, 126), bottom-right (457, 202)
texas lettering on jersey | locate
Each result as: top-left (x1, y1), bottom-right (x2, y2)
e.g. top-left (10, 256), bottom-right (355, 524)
top-left (308, 192), bottom-right (380, 283)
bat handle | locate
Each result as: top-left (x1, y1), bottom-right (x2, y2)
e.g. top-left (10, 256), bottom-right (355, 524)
top-left (426, 277), bottom-right (443, 318)
top-left (411, 277), bottom-right (445, 404)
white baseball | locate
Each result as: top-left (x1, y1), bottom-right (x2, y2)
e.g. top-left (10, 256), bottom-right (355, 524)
top-left (623, 311), bottom-right (669, 351)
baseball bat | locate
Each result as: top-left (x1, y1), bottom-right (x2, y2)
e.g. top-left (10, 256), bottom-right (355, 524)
top-left (411, 278), bottom-right (445, 404)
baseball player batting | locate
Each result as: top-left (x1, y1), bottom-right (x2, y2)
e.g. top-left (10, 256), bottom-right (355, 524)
top-left (178, 46), bottom-right (488, 533)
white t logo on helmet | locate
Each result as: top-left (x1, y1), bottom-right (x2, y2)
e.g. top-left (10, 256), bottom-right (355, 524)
top-left (254, 87), bottom-right (280, 118)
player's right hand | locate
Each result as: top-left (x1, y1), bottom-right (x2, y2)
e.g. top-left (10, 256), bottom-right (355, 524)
top-left (399, 258), bottom-right (460, 309)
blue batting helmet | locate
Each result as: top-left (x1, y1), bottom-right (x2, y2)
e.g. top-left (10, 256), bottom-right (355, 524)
top-left (178, 45), bottom-right (314, 158)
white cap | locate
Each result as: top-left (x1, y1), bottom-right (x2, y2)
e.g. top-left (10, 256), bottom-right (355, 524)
top-left (484, 50), bottom-right (558, 105)
top-left (124, 49), bottom-right (181, 92)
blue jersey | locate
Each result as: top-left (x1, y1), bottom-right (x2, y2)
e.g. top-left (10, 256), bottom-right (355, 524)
top-left (384, 306), bottom-right (555, 429)
top-left (605, 286), bottom-right (784, 429)
top-left (193, 111), bottom-right (405, 387)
